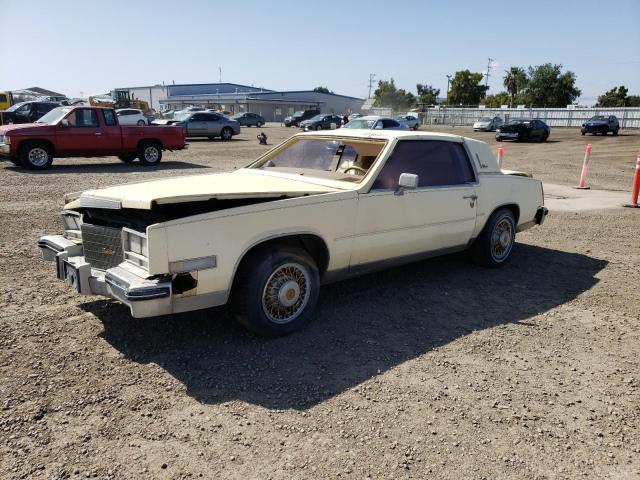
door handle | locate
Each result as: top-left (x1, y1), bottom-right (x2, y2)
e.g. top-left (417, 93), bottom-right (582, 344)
top-left (463, 194), bottom-right (477, 200)
top-left (94, 132), bottom-right (102, 136)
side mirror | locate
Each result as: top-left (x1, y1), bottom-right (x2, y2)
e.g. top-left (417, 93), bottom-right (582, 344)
top-left (60, 119), bottom-right (70, 127)
top-left (395, 173), bottom-right (419, 196)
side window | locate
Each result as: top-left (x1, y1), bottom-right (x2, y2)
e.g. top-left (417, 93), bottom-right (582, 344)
top-left (372, 141), bottom-right (475, 190)
top-left (69, 109), bottom-right (98, 128)
top-left (191, 113), bottom-right (205, 121)
top-left (0, 94), bottom-right (6, 102)
top-left (36, 104), bottom-right (51, 114)
top-left (103, 109), bottom-right (117, 126)
top-left (382, 119), bottom-right (399, 128)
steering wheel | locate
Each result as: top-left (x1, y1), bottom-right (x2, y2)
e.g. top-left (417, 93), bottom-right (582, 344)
top-left (343, 166), bottom-right (367, 176)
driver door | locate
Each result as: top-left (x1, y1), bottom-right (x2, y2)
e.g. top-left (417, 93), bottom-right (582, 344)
top-left (350, 139), bottom-right (478, 269)
top-left (187, 113), bottom-right (208, 136)
top-left (55, 108), bottom-right (102, 155)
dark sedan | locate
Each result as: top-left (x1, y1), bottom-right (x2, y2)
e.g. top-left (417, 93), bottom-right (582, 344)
top-left (0, 101), bottom-right (60, 125)
top-left (496, 119), bottom-right (550, 142)
top-left (581, 115), bottom-right (619, 136)
top-left (232, 112), bottom-right (265, 127)
top-left (299, 114), bottom-right (343, 131)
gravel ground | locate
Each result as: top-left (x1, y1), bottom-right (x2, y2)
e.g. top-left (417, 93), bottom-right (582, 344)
top-left (1, 125), bottom-right (639, 480)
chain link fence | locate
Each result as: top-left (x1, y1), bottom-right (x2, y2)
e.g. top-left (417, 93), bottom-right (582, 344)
top-left (420, 107), bottom-right (640, 128)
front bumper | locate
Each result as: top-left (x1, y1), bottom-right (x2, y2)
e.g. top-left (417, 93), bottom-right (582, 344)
top-left (496, 131), bottom-right (519, 139)
top-left (0, 143), bottom-right (10, 156)
top-left (37, 234), bottom-right (172, 317)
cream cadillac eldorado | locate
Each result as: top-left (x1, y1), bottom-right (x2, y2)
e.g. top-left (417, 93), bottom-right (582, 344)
top-left (38, 129), bottom-right (548, 335)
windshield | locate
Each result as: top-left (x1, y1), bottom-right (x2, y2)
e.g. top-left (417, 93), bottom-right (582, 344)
top-left (507, 118), bottom-right (528, 125)
top-left (307, 114), bottom-right (324, 122)
top-left (478, 117), bottom-right (493, 122)
top-left (5, 102), bottom-right (28, 112)
top-left (174, 113), bottom-right (191, 121)
top-left (292, 111), bottom-right (304, 117)
top-left (344, 119), bottom-right (376, 129)
top-left (249, 137), bottom-right (387, 182)
top-left (590, 115), bottom-right (606, 121)
top-left (35, 107), bottom-right (73, 125)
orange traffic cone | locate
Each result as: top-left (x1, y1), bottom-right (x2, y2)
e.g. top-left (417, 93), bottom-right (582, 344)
top-left (623, 149), bottom-right (640, 208)
top-left (575, 144), bottom-right (592, 190)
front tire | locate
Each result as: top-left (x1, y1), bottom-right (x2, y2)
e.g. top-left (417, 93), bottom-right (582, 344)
top-left (613, 128), bottom-right (619, 136)
top-left (221, 127), bottom-right (233, 140)
top-left (137, 119), bottom-right (146, 126)
top-left (315, 125), bottom-right (323, 131)
top-left (231, 246), bottom-right (320, 336)
top-left (20, 142), bottom-right (53, 170)
top-left (137, 141), bottom-right (162, 166)
top-left (470, 208), bottom-right (516, 268)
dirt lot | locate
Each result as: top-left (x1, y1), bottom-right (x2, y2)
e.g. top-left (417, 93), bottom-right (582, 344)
top-left (1, 125), bottom-right (639, 480)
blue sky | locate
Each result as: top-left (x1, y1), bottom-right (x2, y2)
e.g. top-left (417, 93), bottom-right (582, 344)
top-left (2, 0), bottom-right (639, 105)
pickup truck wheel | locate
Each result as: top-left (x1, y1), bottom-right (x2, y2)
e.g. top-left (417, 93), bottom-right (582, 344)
top-left (20, 142), bottom-right (53, 170)
top-left (138, 141), bottom-right (162, 166)
top-left (221, 127), bottom-right (233, 141)
top-left (470, 208), bottom-right (516, 268)
top-left (232, 246), bottom-right (320, 336)
top-left (117, 153), bottom-right (136, 163)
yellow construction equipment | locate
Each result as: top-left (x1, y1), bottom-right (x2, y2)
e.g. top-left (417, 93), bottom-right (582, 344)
top-left (89, 91), bottom-right (151, 114)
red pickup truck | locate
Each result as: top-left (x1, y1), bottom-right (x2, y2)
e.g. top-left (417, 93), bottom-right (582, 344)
top-left (0, 106), bottom-right (186, 169)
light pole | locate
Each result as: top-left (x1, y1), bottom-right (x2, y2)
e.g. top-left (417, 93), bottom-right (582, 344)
top-left (446, 75), bottom-right (452, 105)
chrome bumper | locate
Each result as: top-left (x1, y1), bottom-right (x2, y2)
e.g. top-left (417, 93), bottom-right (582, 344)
top-left (37, 234), bottom-right (172, 318)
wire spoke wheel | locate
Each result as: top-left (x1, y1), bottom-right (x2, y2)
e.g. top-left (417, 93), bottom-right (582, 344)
top-left (490, 218), bottom-right (514, 262)
top-left (261, 262), bottom-right (311, 324)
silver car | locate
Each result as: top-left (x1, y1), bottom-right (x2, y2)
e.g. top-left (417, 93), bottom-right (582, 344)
top-left (473, 116), bottom-right (503, 132)
top-left (169, 111), bottom-right (240, 140)
top-left (394, 115), bottom-right (420, 130)
top-left (343, 115), bottom-right (409, 131)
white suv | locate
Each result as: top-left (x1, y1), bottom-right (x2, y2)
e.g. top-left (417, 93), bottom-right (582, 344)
top-left (116, 108), bottom-right (148, 126)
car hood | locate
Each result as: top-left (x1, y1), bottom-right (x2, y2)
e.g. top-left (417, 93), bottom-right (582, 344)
top-left (0, 123), bottom-right (54, 135)
top-left (585, 120), bottom-right (607, 126)
top-left (73, 169), bottom-right (347, 210)
top-left (474, 121), bottom-right (490, 126)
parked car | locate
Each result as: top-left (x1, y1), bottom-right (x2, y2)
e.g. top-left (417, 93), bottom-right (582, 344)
top-left (299, 114), bottom-right (343, 131)
top-left (284, 109), bottom-right (320, 127)
top-left (232, 112), bottom-right (265, 127)
top-left (162, 111), bottom-right (240, 140)
top-left (343, 115), bottom-right (409, 131)
top-left (36, 129), bottom-right (547, 336)
top-left (581, 115), bottom-right (619, 136)
top-left (473, 116), bottom-right (503, 132)
top-left (395, 115), bottom-right (420, 130)
top-left (116, 108), bottom-right (148, 126)
top-left (496, 119), bottom-right (550, 142)
top-left (0, 101), bottom-right (60, 125)
top-left (0, 106), bottom-right (186, 169)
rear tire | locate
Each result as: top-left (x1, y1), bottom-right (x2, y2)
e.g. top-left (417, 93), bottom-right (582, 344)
top-left (231, 245), bottom-right (320, 336)
top-left (137, 141), bottom-right (162, 166)
top-left (20, 142), bottom-right (53, 170)
top-left (613, 128), bottom-right (619, 136)
top-left (118, 153), bottom-right (136, 163)
top-left (257, 121), bottom-right (264, 127)
top-left (470, 208), bottom-right (516, 268)
top-left (316, 125), bottom-right (323, 131)
top-left (137, 120), bottom-right (146, 126)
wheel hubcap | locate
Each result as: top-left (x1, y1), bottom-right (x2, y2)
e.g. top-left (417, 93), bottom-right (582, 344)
top-left (262, 263), bottom-right (310, 324)
top-left (491, 218), bottom-right (514, 261)
top-left (144, 147), bottom-right (159, 162)
top-left (28, 148), bottom-right (48, 167)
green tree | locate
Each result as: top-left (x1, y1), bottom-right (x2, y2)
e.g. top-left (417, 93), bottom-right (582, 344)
top-left (373, 79), bottom-right (416, 110)
top-left (313, 86), bottom-right (333, 94)
top-left (523, 64), bottom-right (581, 107)
top-left (627, 95), bottom-right (640, 107)
top-left (596, 86), bottom-right (631, 107)
top-left (448, 70), bottom-right (488, 106)
top-left (482, 92), bottom-right (511, 108)
top-left (503, 67), bottom-right (527, 107)
top-left (416, 83), bottom-right (440, 105)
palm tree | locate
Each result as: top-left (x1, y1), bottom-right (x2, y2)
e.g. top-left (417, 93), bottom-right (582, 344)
top-left (503, 67), bottom-right (527, 107)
